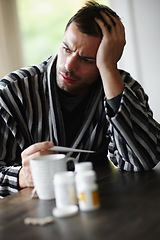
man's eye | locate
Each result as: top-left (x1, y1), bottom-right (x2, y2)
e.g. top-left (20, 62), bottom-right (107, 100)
top-left (84, 59), bottom-right (91, 63)
top-left (81, 57), bottom-right (93, 64)
top-left (63, 47), bottom-right (71, 53)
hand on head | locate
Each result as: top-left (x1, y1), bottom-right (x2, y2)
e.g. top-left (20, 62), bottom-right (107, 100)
top-left (95, 11), bottom-right (126, 71)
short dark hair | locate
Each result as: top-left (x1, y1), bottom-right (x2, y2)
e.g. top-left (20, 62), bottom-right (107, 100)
top-left (65, 1), bottom-right (120, 37)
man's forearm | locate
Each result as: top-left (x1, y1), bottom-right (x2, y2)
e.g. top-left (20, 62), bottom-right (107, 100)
top-left (0, 165), bottom-right (21, 197)
top-left (100, 68), bottom-right (124, 99)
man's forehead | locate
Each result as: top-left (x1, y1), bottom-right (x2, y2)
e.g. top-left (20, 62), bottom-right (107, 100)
top-left (63, 22), bottom-right (101, 55)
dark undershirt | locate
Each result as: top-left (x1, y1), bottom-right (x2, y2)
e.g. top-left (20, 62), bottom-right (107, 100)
top-left (58, 89), bottom-right (91, 146)
top-left (58, 88), bottom-right (122, 146)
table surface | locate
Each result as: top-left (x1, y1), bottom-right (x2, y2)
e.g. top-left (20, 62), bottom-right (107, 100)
top-left (1, 161), bottom-right (160, 240)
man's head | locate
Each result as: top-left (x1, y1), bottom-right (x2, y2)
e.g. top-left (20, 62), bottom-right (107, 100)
top-left (56, 1), bottom-right (120, 96)
top-left (65, 1), bottom-right (120, 37)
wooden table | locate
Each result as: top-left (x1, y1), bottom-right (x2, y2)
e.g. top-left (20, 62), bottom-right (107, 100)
top-left (1, 161), bottom-right (160, 240)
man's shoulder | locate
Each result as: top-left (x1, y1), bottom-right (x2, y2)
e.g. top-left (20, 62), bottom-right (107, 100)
top-left (119, 69), bottom-right (141, 88)
top-left (0, 55), bottom-right (54, 87)
top-left (119, 69), bottom-right (132, 79)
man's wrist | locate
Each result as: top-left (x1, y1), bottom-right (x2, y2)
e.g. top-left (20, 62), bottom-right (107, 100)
top-left (100, 68), bottom-right (124, 99)
top-left (107, 92), bottom-right (122, 114)
top-left (18, 167), bottom-right (26, 189)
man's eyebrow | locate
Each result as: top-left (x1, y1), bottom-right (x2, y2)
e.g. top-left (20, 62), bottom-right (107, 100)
top-left (62, 41), bottom-right (70, 48)
top-left (62, 41), bottom-right (96, 61)
top-left (62, 41), bottom-right (73, 52)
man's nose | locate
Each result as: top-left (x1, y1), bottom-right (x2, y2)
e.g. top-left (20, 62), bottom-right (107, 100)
top-left (65, 55), bottom-right (77, 72)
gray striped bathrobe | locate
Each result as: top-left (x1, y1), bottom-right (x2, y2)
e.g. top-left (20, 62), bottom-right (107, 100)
top-left (0, 55), bottom-right (160, 197)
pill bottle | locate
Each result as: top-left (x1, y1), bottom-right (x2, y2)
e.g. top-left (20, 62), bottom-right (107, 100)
top-left (76, 170), bottom-right (100, 212)
top-left (75, 162), bottom-right (93, 197)
top-left (75, 162), bottom-right (93, 173)
top-left (53, 171), bottom-right (78, 208)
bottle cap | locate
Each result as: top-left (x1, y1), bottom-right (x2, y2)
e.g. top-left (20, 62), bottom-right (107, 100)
top-left (76, 170), bottom-right (97, 183)
top-left (52, 205), bottom-right (79, 218)
top-left (75, 162), bottom-right (93, 173)
top-left (54, 171), bottom-right (75, 184)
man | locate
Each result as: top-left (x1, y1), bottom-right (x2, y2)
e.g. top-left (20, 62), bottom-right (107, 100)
top-left (0, 1), bottom-right (159, 197)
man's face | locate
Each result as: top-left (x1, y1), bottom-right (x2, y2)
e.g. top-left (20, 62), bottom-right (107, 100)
top-left (56, 22), bottom-right (101, 96)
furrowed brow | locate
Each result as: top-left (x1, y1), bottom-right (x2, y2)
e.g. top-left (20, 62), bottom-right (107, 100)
top-left (62, 41), bottom-right (96, 61)
top-left (62, 41), bottom-right (70, 48)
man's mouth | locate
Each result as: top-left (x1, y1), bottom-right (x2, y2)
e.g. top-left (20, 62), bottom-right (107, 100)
top-left (60, 73), bottom-right (77, 84)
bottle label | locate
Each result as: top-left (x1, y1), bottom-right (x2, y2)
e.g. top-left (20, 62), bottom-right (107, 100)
top-left (54, 184), bottom-right (77, 208)
top-left (92, 190), bottom-right (100, 206)
top-left (78, 190), bottom-right (100, 211)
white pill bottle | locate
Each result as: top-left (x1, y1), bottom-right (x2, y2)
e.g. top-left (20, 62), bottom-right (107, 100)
top-left (75, 162), bottom-right (93, 173)
top-left (75, 169), bottom-right (100, 212)
top-left (53, 171), bottom-right (78, 208)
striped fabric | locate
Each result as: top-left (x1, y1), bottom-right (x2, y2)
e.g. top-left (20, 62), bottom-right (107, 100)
top-left (0, 55), bottom-right (160, 197)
